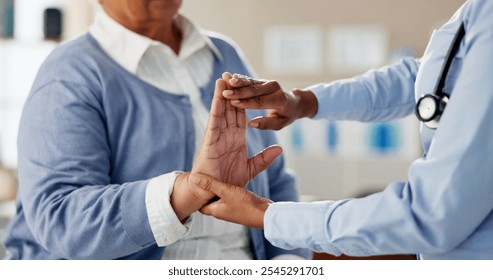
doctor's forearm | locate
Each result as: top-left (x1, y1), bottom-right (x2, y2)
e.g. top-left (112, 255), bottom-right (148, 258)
top-left (309, 57), bottom-right (418, 122)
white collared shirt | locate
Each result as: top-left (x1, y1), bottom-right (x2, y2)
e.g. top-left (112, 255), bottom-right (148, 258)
top-left (89, 10), bottom-right (252, 260)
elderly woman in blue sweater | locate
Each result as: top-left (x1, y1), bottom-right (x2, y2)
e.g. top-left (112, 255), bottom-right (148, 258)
top-left (3, 0), bottom-right (309, 260)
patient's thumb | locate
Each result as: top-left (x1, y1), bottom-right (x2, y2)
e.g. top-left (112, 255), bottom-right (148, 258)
top-left (249, 145), bottom-right (283, 178)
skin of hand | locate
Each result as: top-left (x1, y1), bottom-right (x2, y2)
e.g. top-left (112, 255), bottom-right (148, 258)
top-left (222, 73), bottom-right (319, 131)
top-left (192, 173), bottom-right (271, 229)
top-left (171, 74), bottom-right (284, 221)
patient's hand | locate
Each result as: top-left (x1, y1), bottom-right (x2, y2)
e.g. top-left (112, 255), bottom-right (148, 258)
top-left (192, 73), bottom-right (282, 188)
top-left (170, 73), bottom-right (283, 221)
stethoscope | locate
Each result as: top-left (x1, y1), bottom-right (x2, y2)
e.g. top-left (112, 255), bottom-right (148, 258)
top-left (415, 23), bottom-right (465, 129)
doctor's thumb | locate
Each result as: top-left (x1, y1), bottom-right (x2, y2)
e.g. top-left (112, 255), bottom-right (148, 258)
top-left (190, 173), bottom-right (237, 198)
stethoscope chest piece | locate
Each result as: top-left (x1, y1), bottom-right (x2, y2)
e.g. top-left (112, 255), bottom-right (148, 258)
top-left (416, 94), bottom-right (448, 129)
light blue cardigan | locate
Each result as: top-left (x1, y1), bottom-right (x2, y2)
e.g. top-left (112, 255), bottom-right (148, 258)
top-left (4, 32), bottom-right (310, 260)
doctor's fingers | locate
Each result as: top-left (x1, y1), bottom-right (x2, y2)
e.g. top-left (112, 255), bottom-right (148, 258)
top-left (226, 91), bottom-right (288, 113)
top-left (190, 173), bottom-right (241, 197)
top-left (247, 115), bottom-right (291, 131)
top-left (228, 73), bottom-right (268, 88)
top-left (223, 80), bottom-right (282, 101)
top-left (199, 182), bottom-right (270, 229)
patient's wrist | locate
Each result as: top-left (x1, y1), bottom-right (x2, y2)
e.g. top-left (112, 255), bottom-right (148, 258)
top-left (170, 173), bottom-right (204, 221)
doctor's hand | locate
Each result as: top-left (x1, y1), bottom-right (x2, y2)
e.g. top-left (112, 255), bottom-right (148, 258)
top-left (222, 73), bottom-right (319, 131)
top-left (193, 173), bottom-right (271, 229)
top-left (171, 75), bottom-right (282, 221)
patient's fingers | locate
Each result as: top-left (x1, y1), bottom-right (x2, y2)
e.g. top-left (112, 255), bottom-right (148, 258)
top-left (220, 72), bottom-right (247, 129)
top-left (222, 72), bottom-right (233, 82)
top-left (208, 79), bottom-right (227, 121)
top-left (202, 79), bottom-right (227, 144)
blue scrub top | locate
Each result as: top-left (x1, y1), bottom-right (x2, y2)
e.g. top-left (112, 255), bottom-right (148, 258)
top-left (264, 0), bottom-right (493, 259)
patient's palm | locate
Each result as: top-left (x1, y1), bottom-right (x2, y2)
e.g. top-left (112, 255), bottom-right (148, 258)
top-left (192, 77), bottom-right (281, 197)
top-left (193, 78), bottom-right (253, 188)
top-left (198, 94), bottom-right (251, 188)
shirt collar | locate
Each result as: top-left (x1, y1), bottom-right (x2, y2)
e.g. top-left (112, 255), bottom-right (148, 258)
top-left (89, 10), bottom-right (223, 74)
top-left (175, 15), bottom-right (223, 62)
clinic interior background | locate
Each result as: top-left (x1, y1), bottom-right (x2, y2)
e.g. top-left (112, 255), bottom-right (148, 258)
top-left (0, 0), bottom-right (465, 225)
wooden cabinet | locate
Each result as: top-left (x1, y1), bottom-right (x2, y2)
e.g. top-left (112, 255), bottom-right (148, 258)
top-left (313, 252), bottom-right (416, 260)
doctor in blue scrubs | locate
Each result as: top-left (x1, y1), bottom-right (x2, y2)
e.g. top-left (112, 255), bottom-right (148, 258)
top-left (194, 0), bottom-right (493, 259)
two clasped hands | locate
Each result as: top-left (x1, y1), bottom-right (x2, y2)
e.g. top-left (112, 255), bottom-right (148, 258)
top-left (172, 72), bottom-right (316, 229)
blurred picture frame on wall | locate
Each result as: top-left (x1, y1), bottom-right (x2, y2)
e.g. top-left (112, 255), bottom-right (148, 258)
top-left (43, 7), bottom-right (63, 41)
top-left (0, 0), bottom-right (14, 38)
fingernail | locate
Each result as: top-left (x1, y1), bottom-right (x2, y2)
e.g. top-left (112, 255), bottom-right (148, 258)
top-left (223, 90), bottom-right (234, 96)
top-left (249, 122), bottom-right (259, 128)
top-left (230, 78), bottom-right (239, 84)
top-left (231, 100), bottom-right (241, 104)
